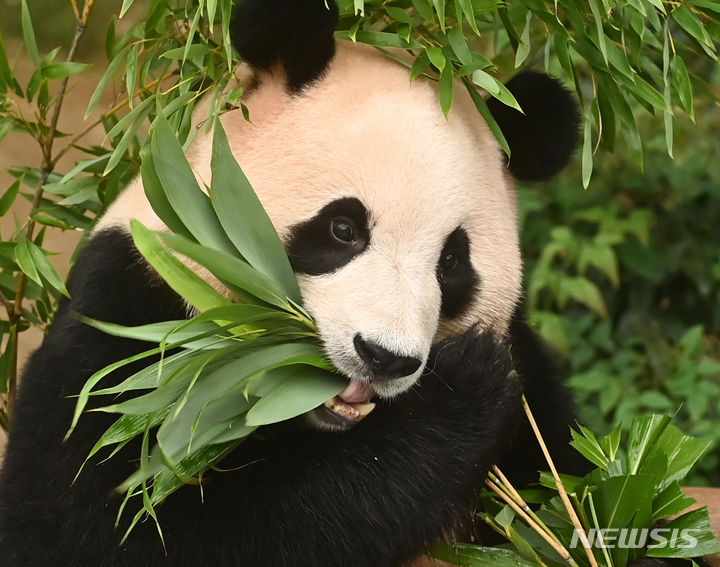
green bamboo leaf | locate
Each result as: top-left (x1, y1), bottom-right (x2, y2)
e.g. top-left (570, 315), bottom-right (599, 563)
top-left (25, 240), bottom-right (69, 297)
top-left (438, 59), bottom-right (454, 119)
top-left (432, 0), bottom-right (446, 31)
top-left (651, 423), bottom-right (712, 490)
top-left (0, 29), bottom-right (18, 93)
top-left (85, 408), bottom-right (171, 465)
top-left (334, 30), bottom-right (423, 49)
top-left (652, 482), bottom-right (696, 521)
top-left (353, 0), bottom-right (364, 16)
top-left (150, 115), bottom-right (236, 254)
top-left (412, 0), bottom-right (434, 21)
top-left (140, 147), bottom-right (193, 240)
top-left (647, 507), bottom-right (720, 558)
top-left (471, 70), bottom-right (521, 112)
top-left (20, 0), bottom-right (39, 67)
top-left (15, 236), bottom-right (41, 286)
top-left (514, 12), bottom-right (532, 68)
top-left (628, 414), bottom-right (672, 475)
top-left (588, 0), bottom-right (608, 65)
top-left (672, 5), bottom-right (716, 52)
top-left (42, 62), bottom-right (90, 80)
top-left (671, 56), bottom-right (694, 121)
top-left (246, 366), bottom-right (345, 426)
top-left (158, 343), bottom-right (333, 461)
top-left (430, 542), bottom-right (537, 567)
top-left (85, 46), bottom-right (129, 119)
top-left (426, 47), bottom-right (445, 72)
top-left (206, 0), bottom-right (218, 26)
top-left (410, 50), bottom-right (430, 81)
top-left (446, 28), bottom-right (472, 66)
top-left (119, 0), bottom-right (137, 18)
top-left (456, 0), bottom-right (479, 35)
top-left (103, 96), bottom-right (154, 175)
top-left (386, 6), bottom-right (413, 24)
top-left (66, 345), bottom-right (168, 440)
top-left (209, 121), bottom-right (301, 303)
top-left (462, 78), bottom-right (510, 157)
top-left (0, 178), bottom-right (21, 216)
top-left (582, 117), bottom-right (593, 189)
top-left (570, 426), bottom-right (609, 469)
top-left (159, 386), bottom-right (252, 461)
top-left (130, 219), bottom-right (230, 313)
top-left (159, 232), bottom-right (290, 308)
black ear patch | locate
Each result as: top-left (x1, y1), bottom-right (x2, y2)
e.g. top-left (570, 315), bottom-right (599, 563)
top-left (488, 72), bottom-right (581, 182)
top-left (230, 0), bottom-right (339, 92)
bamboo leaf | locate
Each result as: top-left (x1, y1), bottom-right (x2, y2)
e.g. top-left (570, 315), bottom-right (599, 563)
top-left (20, 0), bottom-right (40, 67)
top-left (150, 115), bottom-right (236, 254)
top-left (130, 219), bottom-right (230, 313)
top-left (209, 121), bottom-right (301, 303)
top-left (438, 58), bottom-right (454, 118)
top-left (246, 366), bottom-right (345, 426)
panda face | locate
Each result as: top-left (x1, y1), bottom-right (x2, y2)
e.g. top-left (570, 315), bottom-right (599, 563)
top-left (216, 43), bottom-right (522, 426)
top-left (98, 41), bottom-right (524, 430)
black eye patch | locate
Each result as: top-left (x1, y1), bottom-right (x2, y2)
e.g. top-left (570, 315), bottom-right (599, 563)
top-left (286, 197), bottom-right (370, 275)
top-left (436, 228), bottom-right (479, 318)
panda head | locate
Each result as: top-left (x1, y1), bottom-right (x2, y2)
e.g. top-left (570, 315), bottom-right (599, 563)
top-left (109, 0), bottom-right (578, 429)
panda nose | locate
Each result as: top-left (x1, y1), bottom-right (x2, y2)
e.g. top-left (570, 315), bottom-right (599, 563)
top-left (353, 334), bottom-right (422, 380)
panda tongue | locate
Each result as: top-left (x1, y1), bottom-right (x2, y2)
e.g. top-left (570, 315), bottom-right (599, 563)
top-left (338, 380), bottom-right (375, 403)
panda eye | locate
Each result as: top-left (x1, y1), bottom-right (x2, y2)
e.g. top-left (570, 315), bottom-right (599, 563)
top-left (440, 252), bottom-right (458, 273)
top-left (330, 218), bottom-right (355, 243)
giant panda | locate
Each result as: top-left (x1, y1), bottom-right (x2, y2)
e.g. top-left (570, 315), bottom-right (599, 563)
top-left (0, 1), bottom-right (605, 566)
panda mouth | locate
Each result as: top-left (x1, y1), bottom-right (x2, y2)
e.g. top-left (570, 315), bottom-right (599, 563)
top-left (322, 380), bottom-right (377, 424)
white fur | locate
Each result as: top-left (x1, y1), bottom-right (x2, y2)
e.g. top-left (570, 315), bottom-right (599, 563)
top-left (97, 41), bottom-right (522, 398)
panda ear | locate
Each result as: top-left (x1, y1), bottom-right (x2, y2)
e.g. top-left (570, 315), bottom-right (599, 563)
top-left (230, 0), bottom-right (339, 92)
top-left (487, 72), bottom-right (581, 183)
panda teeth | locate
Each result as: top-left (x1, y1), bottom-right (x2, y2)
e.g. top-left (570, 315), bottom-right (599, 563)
top-left (353, 402), bottom-right (376, 419)
top-left (323, 398), bottom-right (376, 421)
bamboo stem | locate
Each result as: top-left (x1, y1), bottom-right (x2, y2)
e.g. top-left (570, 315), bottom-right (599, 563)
top-left (6, 0), bottom-right (95, 427)
top-left (521, 395), bottom-right (600, 567)
top-left (485, 478), bottom-right (577, 565)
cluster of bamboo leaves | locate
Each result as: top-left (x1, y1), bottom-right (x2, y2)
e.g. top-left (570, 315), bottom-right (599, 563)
top-left (0, 0), bottom-right (718, 430)
top-left (66, 115), bottom-right (346, 541)
top-left (432, 414), bottom-right (720, 567)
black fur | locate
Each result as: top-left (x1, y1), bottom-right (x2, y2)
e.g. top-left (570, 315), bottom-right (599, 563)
top-left (230, 0), bottom-right (339, 92)
top-left (500, 309), bottom-right (590, 486)
top-left (0, 230), bottom-right (687, 566)
top-left (437, 227), bottom-right (479, 319)
top-left (0, 227), bottom-right (528, 566)
top-left (287, 197), bottom-right (370, 275)
top-left (488, 71), bottom-right (581, 182)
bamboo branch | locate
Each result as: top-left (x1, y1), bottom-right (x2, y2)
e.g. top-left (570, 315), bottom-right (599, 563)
top-left (522, 395), bottom-right (600, 567)
top-left (485, 477), bottom-right (577, 565)
top-left (6, 0), bottom-right (95, 428)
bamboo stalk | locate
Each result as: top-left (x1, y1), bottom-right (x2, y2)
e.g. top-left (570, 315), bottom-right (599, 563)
top-left (489, 467), bottom-right (564, 548)
top-left (7, 0), bottom-right (95, 427)
top-left (484, 478), bottom-right (577, 565)
top-left (521, 395), bottom-right (600, 567)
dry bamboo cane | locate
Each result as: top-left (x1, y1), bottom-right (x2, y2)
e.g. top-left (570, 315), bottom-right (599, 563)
top-left (521, 395), bottom-right (600, 567)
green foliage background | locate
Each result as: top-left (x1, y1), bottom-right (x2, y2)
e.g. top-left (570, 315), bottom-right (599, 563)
top-left (0, 0), bottom-right (718, 484)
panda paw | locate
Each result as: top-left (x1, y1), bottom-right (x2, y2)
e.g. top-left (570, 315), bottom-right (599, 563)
top-left (421, 327), bottom-right (519, 400)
